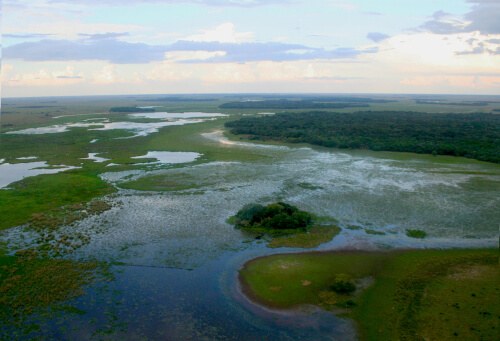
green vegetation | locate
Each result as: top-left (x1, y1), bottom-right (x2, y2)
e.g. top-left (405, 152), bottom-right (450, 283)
top-left (415, 99), bottom-right (493, 106)
top-left (365, 229), bottom-right (386, 235)
top-left (233, 202), bottom-right (312, 230)
top-left (220, 99), bottom-right (370, 110)
top-left (138, 96), bottom-right (218, 102)
top-left (267, 225), bottom-right (341, 248)
top-left (0, 172), bottom-right (115, 230)
top-left (239, 249), bottom-right (498, 341)
top-left (406, 229), bottom-right (427, 238)
top-left (329, 273), bottom-right (356, 293)
top-left (109, 107), bottom-right (155, 113)
top-left (225, 111), bottom-right (500, 163)
top-left (0, 251), bottom-right (109, 327)
top-left (232, 203), bottom-right (343, 248)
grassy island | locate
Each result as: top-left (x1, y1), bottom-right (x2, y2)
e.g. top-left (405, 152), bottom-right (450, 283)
top-left (239, 248), bottom-right (498, 340)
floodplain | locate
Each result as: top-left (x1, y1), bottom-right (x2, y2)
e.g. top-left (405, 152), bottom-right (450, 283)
top-left (0, 94), bottom-right (499, 340)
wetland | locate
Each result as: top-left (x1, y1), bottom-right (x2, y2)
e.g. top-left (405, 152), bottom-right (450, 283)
top-left (0, 94), bottom-right (499, 340)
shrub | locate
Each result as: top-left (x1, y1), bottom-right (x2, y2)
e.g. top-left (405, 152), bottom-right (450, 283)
top-left (406, 229), bottom-right (427, 239)
top-left (234, 202), bottom-right (312, 230)
top-left (330, 273), bottom-right (356, 293)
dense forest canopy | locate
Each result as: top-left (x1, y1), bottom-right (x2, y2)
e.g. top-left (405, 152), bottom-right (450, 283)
top-left (138, 97), bottom-right (218, 102)
top-left (219, 100), bottom-right (370, 110)
top-left (225, 111), bottom-right (500, 163)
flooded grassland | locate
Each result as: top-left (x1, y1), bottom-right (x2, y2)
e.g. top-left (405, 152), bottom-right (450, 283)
top-left (1, 96), bottom-right (499, 340)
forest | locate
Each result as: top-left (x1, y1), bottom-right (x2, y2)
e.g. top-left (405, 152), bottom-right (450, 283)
top-left (225, 111), bottom-right (500, 163)
top-left (109, 107), bottom-right (156, 112)
top-left (219, 99), bottom-right (370, 109)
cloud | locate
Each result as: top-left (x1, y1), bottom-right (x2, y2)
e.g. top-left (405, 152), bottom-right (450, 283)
top-left (418, 4), bottom-right (500, 35)
top-left (465, 3), bottom-right (500, 35)
top-left (4, 38), bottom-right (376, 64)
top-left (366, 32), bottom-right (390, 43)
top-left (4, 33), bottom-right (54, 39)
top-left (168, 41), bottom-right (375, 63)
top-left (455, 42), bottom-right (500, 55)
top-left (183, 23), bottom-right (253, 43)
top-left (305, 76), bottom-right (364, 81)
top-left (3, 65), bottom-right (86, 86)
top-left (3, 39), bottom-right (168, 64)
top-left (78, 32), bottom-right (130, 40)
top-left (57, 75), bottom-right (83, 79)
top-left (46, 0), bottom-right (294, 7)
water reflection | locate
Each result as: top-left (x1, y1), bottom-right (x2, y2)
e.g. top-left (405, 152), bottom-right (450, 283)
top-left (0, 161), bottom-right (80, 188)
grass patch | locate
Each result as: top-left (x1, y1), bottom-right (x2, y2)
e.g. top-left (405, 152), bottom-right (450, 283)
top-left (406, 229), bottom-right (427, 238)
top-left (346, 225), bottom-right (363, 230)
top-left (365, 229), bottom-right (386, 235)
top-left (0, 252), bottom-right (110, 328)
top-left (239, 249), bottom-right (498, 341)
top-left (267, 225), bottom-right (341, 248)
top-left (0, 172), bottom-right (115, 230)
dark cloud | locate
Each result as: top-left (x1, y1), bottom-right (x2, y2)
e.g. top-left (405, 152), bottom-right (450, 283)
top-left (418, 4), bottom-right (500, 35)
top-left (487, 39), bottom-right (500, 44)
top-left (366, 32), bottom-right (390, 43)
top-left (78, 32), bottom-right (130, 40)
top-left (47, 0), bottom-right (293, 7)
top-left (465, 4), bottom-right (500, 34)
top-left (4, 38), bottom-right (375, 64)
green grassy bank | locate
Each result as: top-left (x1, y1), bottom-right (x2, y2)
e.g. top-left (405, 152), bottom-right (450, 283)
top-left (239, 248), bottom-right (498, 340)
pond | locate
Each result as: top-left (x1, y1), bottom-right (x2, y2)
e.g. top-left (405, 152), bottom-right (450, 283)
top-left (0, 160), bottom-right (80, 189)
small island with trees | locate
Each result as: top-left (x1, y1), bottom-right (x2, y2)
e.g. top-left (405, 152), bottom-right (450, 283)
top-left (233, 202), bottom-right (313, 231)
top-left (230, 202), bottom-right (342, 248)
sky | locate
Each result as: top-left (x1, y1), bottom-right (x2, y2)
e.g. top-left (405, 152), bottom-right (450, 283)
top-left (2, 0), bottom-right (500, 97)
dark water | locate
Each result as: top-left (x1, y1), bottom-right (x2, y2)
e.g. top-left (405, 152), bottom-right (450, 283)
top-left (5, 247), bottom-right (357, 340)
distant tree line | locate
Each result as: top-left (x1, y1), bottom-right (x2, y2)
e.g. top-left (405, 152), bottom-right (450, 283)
top-left (219, 100), bottom-right (370, 110)
top-left (415, 100), bottom-right (493, 106)
top-left (225, 111), bottom-right (500, 163)
top-left (138, 97), bottom-right (218, 102)
top-left (109, 107), bottom-right (155, 113)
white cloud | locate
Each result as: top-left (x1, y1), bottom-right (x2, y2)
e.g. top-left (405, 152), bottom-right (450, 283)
top-left (92, 65), bottom-right (116, 84)
top-left (372, 32), bottom-right (500, 73)
top-left (164, 50), bottom-right (227, 62)
top-left (183, 23), bottom-right (254, 43)
top-left (3, 65), bottom-right (86, 86)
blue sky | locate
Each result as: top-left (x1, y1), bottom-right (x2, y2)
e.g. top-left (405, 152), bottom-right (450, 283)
top-left (2, 0), bottom-right (499, 96)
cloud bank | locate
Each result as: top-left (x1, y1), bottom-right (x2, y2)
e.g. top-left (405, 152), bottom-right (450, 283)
top-left (4, 38), bottom-right (376, 64)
